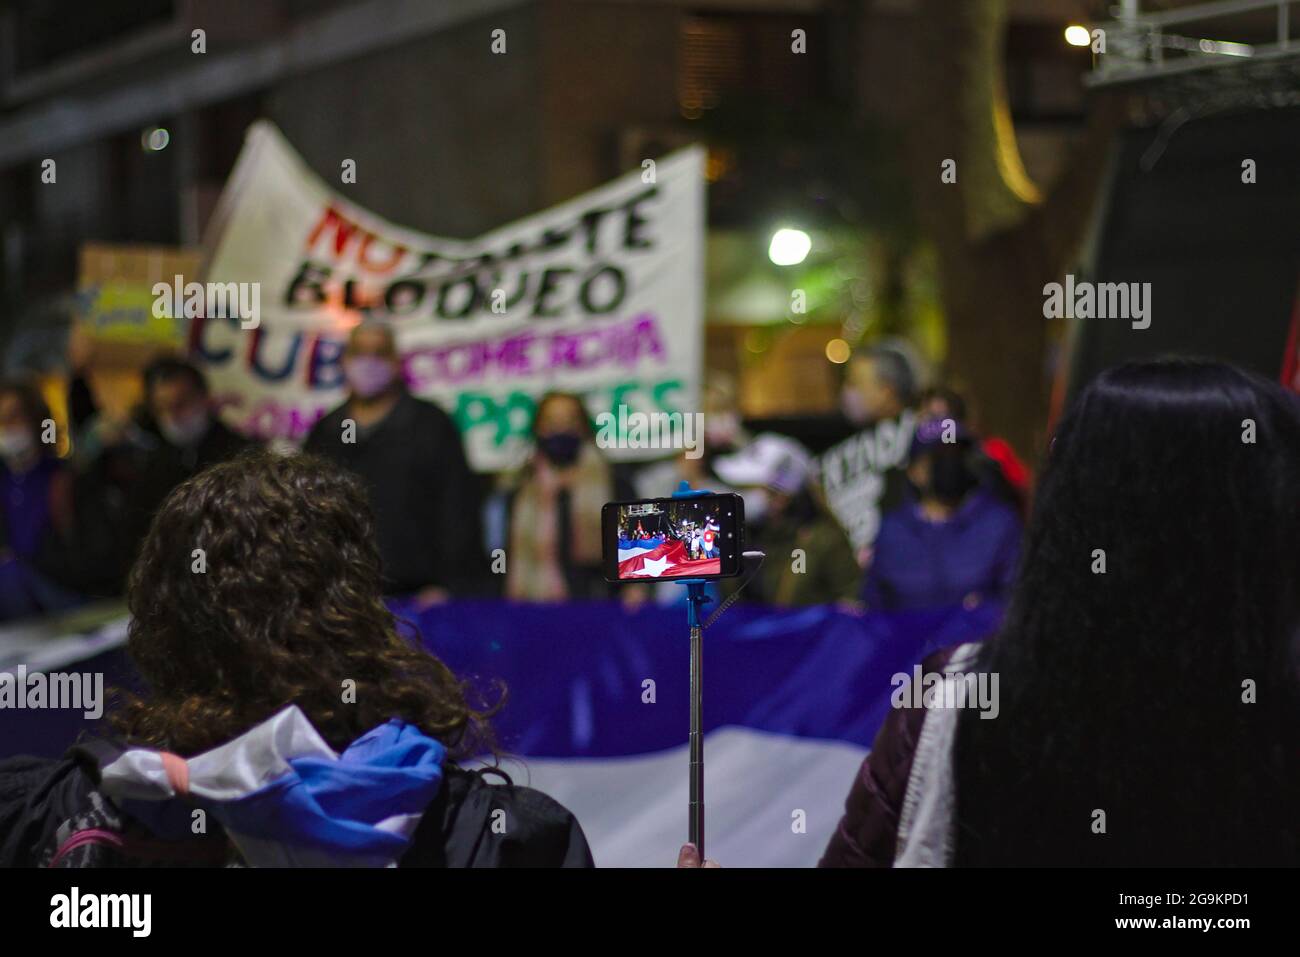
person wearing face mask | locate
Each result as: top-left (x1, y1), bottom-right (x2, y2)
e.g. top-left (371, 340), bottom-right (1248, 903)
top-left (0, 379), bottom-right (83, 621)
top-left (503, 392), bottom-right (627, 601)
top-left (816, 343), bottom-right (921, 571)
top-left (304, 322), bottom-right (483, 603)
top-left (143, 359), bottom-right (246, 460)
top-left (632, 373), bottom-right (741, 501)
top-left (122, 358), bottom-right (253, 563)
top-left (713, 433), bottom-right (859, 607)
top-left (919, 385), bottom-right (1030, 516)
top-left (858, 416), bottom-right (1022, 613)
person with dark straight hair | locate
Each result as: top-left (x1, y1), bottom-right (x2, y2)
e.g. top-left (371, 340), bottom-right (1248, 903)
top-left (821, 358), bottom-right (1300, 867)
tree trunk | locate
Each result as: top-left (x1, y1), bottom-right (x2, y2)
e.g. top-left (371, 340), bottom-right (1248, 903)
top-left (876, 0), bottom-right (1125, 460)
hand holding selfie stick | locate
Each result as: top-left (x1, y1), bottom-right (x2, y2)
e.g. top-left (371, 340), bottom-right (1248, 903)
top-left (671, 481), bottom-right (713, 859)
top-left (670, 480), bottom-right (764, 863)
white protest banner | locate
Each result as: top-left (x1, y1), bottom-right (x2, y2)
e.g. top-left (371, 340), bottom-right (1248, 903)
top-left (196, 121), bottom-right (705, 471)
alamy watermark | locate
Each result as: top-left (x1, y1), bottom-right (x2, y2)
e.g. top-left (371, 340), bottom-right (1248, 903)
top-left (50, 888), bottom-right (151, 937)
top-left (1043, 274), bottom-right (1150, 330)
top-left (153, 274), bottom-right (260, 329)
top-left (595, 405), bottom-right (704, 459)
top-left (890, 663), bottom-right (1000, 719)
top-left (0, 666), bottom-right (103, 719)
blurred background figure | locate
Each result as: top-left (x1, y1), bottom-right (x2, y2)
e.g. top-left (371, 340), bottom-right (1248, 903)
top-left (64, 325), bottom-right (159, 477)
top-left (501, 391), bottom-right (625, 602)
top-left (714, 433), bottom-right (857, 607)
top-left (918, 385), bottom-right (1030, 514)
top-left (818, 342), bottom-right (920, 567)
top-left (0, 379), bottom-right (82, 621)
top-left (124, 357), bottom-right (254, 554)
top-left (48, 337), bottom-right (228, 597)
top-left (634, 371), bottom-right (740, 500)
top-left (305, 322), bottom-right (483, 604)
top-left (146, 357), bottom-right (248, 467)
top-left (841, 342), bottom-right (917, 428)
top-left (860, 416), bottom-right (1022, 612)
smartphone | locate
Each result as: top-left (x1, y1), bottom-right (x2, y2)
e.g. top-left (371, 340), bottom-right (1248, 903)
top-left (602, 493), bottom-right (745, 583)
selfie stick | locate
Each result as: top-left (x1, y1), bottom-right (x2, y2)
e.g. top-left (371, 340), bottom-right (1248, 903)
top-left (671, 480), bottom-right (713, 859)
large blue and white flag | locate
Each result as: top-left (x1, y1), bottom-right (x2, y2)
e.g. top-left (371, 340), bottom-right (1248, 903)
top-left (404, 598), bottom-right (1004, 868)
top-left (0, 598), bottom-right (1002, 867)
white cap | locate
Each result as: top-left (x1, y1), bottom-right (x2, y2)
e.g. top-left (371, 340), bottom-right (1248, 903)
top-left (712, 433), bottom-right (813, 495)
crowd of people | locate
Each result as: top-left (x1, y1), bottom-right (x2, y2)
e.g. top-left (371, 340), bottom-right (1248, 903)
top-left (1, 326), bottom-right (1030, 623)
top-left (3, 350), bottom-right (1296, 868)
top-left (645, 343), bottom-right (1030, 612)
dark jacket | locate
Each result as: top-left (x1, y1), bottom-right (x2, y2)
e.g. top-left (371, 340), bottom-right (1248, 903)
top-left (751, 510), bottom-right (860, 607)
top-left (0, 750), bottom-right (592, 868)
top-left (304, 392), bottom-right (484, 595)
top-left (819, 645), bottom-right (958, 868)
top-left (123, 417), bottom-right (254, 567)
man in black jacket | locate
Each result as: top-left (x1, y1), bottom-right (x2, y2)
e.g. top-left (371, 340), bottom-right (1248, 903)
top-left (47, 356), bottom-right (255, 591)
top-left (303, 322), bottom-right (484, 600)
top-left (120, 359), bottom-right (254, 564)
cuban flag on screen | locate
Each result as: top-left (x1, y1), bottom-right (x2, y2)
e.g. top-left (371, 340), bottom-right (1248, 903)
top-left (617, 539), bottom-right (721, 578)
top-left (701, 521), bottom-right (720, 558)
top-left (402, 597), bottom-right (1005, 867)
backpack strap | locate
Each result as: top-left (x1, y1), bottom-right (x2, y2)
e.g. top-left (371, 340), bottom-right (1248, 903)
top-left (42, 789), bottom-right (234, 868)
top-left (47, 828), bottom-right (124, 868)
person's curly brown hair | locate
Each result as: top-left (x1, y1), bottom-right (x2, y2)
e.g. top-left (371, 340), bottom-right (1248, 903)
top-left (113, 448), bottom-right (497, 758)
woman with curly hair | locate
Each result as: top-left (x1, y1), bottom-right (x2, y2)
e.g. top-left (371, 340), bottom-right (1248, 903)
top-left (0, 450), bottom-right (592, 867)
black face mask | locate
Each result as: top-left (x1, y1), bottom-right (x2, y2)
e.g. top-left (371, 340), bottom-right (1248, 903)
top-left (928, 449), bottom-right (979, 505)
top-left (537, 432), bottom-right (583, 467)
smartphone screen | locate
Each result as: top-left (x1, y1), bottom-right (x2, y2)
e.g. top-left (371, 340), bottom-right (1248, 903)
top-left (602, 493), bottom-right (745, 582)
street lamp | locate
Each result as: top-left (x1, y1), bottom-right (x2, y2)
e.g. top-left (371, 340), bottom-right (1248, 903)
top-left (768, 228), bottom-right (811, 266)
top-left (1064, 25), bottom-right (1091, 47)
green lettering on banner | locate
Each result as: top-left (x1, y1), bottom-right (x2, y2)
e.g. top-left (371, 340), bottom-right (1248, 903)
top-left (454, 391), bottom-right (537, 446)
top-left (453, 378), bottom-right (686, 449)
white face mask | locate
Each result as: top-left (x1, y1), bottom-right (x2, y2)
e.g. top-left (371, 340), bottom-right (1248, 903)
top-left (840, 387), bottom-right (871, 427)
top-left (159, 409), bottom-right (210, 448)
top-left (704, 411), bottom-right (741, 450)
top-left (0, 427), bottom-right (35, 464)
top-left (743, 488), bottom-right (769, 523)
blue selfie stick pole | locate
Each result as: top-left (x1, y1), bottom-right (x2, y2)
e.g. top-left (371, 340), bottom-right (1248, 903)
top-left (672, 480), bottom-right (712, 859)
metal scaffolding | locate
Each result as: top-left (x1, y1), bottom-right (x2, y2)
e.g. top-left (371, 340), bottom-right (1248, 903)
top-left (1088, 0), bottom-right (1300, 87)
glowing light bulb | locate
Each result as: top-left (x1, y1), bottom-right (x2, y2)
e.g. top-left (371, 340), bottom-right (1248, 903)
top-left (768, 228), bottom-right (811, 266)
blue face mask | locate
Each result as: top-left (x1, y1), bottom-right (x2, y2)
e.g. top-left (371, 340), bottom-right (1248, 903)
top-left (537, 432), bottom-right (582, 467)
